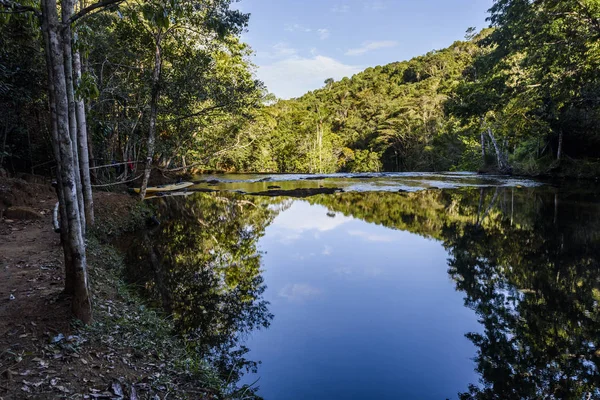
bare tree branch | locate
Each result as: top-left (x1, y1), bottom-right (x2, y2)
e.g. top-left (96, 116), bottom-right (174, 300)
top-left (67, 0), bottom-right (123, 25)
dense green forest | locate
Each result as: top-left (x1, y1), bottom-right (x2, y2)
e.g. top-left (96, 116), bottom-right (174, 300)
top-left (1, 0), bottom-right (599, 320)
top-left (2, 0), bottom-right (599, 178)
top-left (223, 1), bottom-right (600, 176)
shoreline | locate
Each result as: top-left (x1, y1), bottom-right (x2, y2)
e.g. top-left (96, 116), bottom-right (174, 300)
top-left (0, 177), bottom-right (257, 399)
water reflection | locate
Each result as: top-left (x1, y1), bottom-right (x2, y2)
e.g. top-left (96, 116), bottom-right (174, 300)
top-left (125, 192), bottom-right (281, 383)
top-left (310, 188), bottom-right (600, 398)
top-left (444, 193), bottom-right (600, 399)
top-left (125, 185), bottom-right (600, 399)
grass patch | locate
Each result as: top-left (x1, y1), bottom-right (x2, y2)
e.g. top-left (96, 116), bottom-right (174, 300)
top-left (80, 206), bottom-right (261, 399)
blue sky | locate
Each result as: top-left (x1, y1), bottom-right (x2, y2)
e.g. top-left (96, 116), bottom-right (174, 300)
top-left (235, 0), bottom-right (494, 99)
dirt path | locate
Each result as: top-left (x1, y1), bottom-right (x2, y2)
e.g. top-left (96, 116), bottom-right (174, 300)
top-left (0, 214), bottom-right (71, 344)
top-left (0, 179), bottom-right (73, 398)
top-left (0, 178), bottom-right (230, 399)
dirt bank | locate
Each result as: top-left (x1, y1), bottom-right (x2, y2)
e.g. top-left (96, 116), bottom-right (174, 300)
top-left (0, 177), bottom-right (236, 399)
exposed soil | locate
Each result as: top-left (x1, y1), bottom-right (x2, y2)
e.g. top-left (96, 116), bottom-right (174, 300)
top-left (0, 177), bottom-right (221, 399)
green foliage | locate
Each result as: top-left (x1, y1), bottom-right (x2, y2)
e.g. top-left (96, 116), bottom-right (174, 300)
top-left (233, 40), bottom-right (480, 173)
top-left (85, 235), bottom-right (260, 398)
top-left (0, 9), bottom-right (49, 172)
top-left (124, 192), bottom-right (278, 384)
top-left (3, 0), bottom-right (599, 176)
top-left (231, 0), bottom-right (600, 175)
top-left (81, 0), bottom-right (263, 173)
top-left (448, 0), bottom-right (600, 173)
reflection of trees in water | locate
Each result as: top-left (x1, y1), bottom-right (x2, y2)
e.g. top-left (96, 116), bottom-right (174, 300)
top-left (312, 188), bottom-right (600, 398)
top-left (124, 187), bottom-right (600, 396)
top-left (446, 192), bottom-right (600, 399)
top-left (125, 192), bottom-right (282, 382)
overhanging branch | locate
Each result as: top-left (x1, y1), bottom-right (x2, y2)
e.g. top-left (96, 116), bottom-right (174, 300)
top-left (67, 0), bottom-right (123, 25)
top-left (0, 0), bottom-right (40, 17)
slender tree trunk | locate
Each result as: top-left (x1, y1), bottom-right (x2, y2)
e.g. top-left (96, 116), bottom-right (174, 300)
top-left (41, 8), bottom-right (75, 295)
top-left (510, 188), bottom-right (514, 226)
top-left (61, 0), bottom-right (86, 230)
top-left (478, 187), bottom-right (499, 226)
top-left (481, 131), bottom-right (486, 160)
top-left (42, 0), bottom-right (92, 323)
top-left (318, 121), bottom-right (323, 174)
top-left (73, 50), bottom-right (94, 225)
top-left (557, 129), bottom-right (563, 162)
top-left (487, 127), bottom-right (510, 173)
top-left (144, 232), bottom-right (172, 313)
top-left (140, 39), bottom-right (162, 199)
top-left (83, 57), bottom-right (97, 183)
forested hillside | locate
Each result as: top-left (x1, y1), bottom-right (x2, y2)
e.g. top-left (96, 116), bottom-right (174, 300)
top-left (225, 37), bottom-right (483, 173)
top-left (2, 0), bottom-right (599, 178)
top-left (224, 0), bottom-right (600, 176)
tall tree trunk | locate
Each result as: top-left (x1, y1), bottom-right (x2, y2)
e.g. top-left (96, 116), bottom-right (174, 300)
top-left (73, 50), bottom-right (94, 226)
top-left (317, 121), bottom-right (323, 174)
top-left (42, 0), bottom-right (92, 323)
top-left (481, 131), bottom-right (486, 160)
top-left (61, 0), bottom-right (86, 230)
top-left (41, 8), bottom-right (75, 295)
top-left (556, 129), bottom-right (564, 162)
top-left (139, 39), bottom-right (162, 199)
top-left (476, 187), bottom-right (484, 224)
top-left (487, 127), bottom-right (510, 173)
top-left (83, 57), bottom-right (97, 183)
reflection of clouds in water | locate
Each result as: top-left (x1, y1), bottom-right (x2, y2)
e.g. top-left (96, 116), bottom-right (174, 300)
top-left (364, 265), bottom-right (383, 277)
top-left (273, 202), bottom-right (352, 233)
top-left (334, 266), bottom-right (352, 276)
top-left (278, 283), bottom-right (322, 302)
top-left (334, 265), bottom-right (383, 278)
top-left (277, 232), bottom-right (302, 244)
top-left (348, 229), bottom-right (395, 242)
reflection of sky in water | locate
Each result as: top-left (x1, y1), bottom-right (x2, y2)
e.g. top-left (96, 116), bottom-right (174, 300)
top-left (242, 201), bottom-right (481, 399)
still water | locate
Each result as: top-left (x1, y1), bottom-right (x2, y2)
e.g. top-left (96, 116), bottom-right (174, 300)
top-left (126, 174), bottom-right (600, 399)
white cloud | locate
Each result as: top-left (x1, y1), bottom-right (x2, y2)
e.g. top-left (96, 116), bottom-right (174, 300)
top-left (285, 24), bottom-right (329, 40)
top-left (285, 23), bottom-right (312, 33)
top-left (257, 54), bottom-right (361, 99)
top-left (279, 283), bottom-right (321, 302)
top-left (331, 4), bottom-right (350, 13)
top-left (317, 28), bottom-right (330, 40)
top-left (274, 203), bottom-right (353, 231)
top-left (322, 245), bottom-right (332, 255)
top-left (348, 229), bottom-right (396, 242)
top-left (345, 40), bottom-right (398, 56)
top-left (260, 42), bottom-right (298, 60)
top-left (364, 1), bottom-right (387, 10)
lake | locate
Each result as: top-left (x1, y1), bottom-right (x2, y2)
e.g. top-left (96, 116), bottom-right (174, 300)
top-left (125, 173), bottom-right (600, 399)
